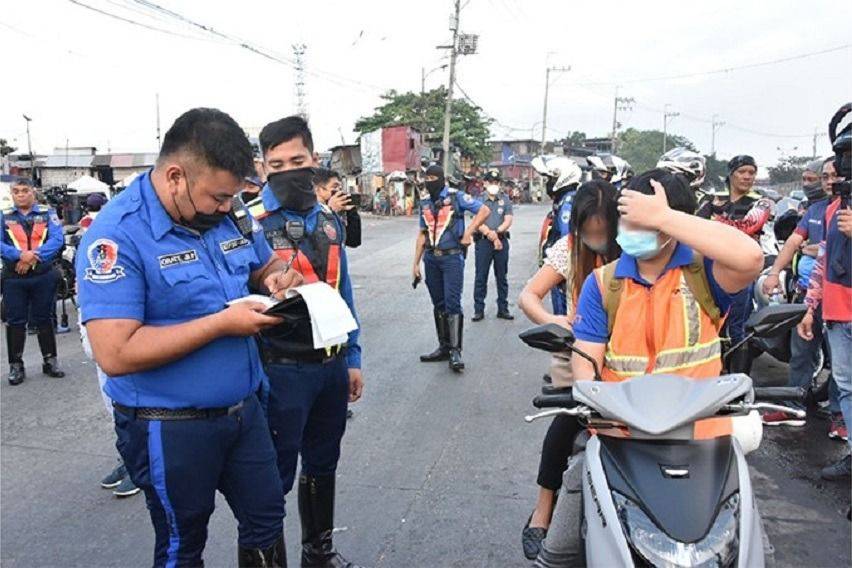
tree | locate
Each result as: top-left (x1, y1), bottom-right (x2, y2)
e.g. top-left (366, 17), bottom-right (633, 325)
top-left (703, 153), bottom-right (728, 190)
top-left (0, 138), bottom-right (17, 157)
top-left (768, 155), bottom-right (812, 185)
top-left (556, 131), bottom-right (587, 148)
top-left (354, 87), bottom-right (493, 163)
top-left (617, 128), bottom-right (696, 174)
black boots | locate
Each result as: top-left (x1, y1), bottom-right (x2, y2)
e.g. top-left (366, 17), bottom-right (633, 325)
top-left (238, 534), bottom-right (287, 567)
top-left (37, 325), bottom-right (65, 378)
top-left (299, 474), bottom-right (360, 568)
top-left (420, 309), bottom-right (450, 362)
top-left (447, 313), bottom-right (464, 372)
top-left (6, 326), bottom-right (26, 385)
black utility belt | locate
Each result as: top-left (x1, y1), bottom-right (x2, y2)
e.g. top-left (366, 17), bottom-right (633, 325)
top-left (264, 347), bottom-right (346, 366)
top-left (473, 231), bottom-right (510, 241)
top-left (427, 248), bottom-right (463, 257)
top-left (113, 398), bottom-right (246, 421)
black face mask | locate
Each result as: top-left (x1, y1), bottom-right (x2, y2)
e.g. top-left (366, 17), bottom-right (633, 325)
top-left (267, 168), bottom-right (317, 213)
top-left (174, 175), bottom-right (227, 233)
top-left (803, 181), bottom-right (826, 202)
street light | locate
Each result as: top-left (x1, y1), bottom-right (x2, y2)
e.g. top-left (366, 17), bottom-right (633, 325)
top-left (22, 114), bottom-right (34, 181)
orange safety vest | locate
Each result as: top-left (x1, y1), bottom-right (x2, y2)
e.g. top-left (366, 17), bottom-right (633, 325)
top-left (594, 259), bottom-right (731, 439)
top-left (4, 211), bottom-right (49, 251)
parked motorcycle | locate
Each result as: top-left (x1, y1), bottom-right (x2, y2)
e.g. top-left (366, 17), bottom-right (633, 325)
top-left (520, 303), bottom-right (807, 567)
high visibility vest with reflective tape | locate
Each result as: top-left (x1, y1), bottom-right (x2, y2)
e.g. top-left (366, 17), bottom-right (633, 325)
top-left (594, 262), bottom-right (730, 439)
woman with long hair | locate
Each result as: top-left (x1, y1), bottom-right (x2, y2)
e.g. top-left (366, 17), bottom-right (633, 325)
top-left (517, 179), bottom-right (621, 560)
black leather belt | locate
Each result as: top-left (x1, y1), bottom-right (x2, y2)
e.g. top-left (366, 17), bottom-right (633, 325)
top-left (113, 399), bottom-right (245, 421)
top-left (264, 347), bottom-right (346, 366)
top-left (473, 232), bottom-right (510, 241)
top-left (428, 248), bottom-right (463, 257)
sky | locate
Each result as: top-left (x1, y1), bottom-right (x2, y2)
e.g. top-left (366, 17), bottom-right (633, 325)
top-left (2, 0), bottom-right (851, 168)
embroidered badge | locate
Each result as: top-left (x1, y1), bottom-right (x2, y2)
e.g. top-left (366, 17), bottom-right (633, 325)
top-left (498, 208), bottom-right (504, 215)
top-left (220, 237), bottom-right (250, 254)
top-left (85, 239), bottom-right (126, 283)
top-left (463, 194), bottom-right (473, 203)
top-left (158, 250), bottom-right (199, 269)
top-left (323, 220), bottom-right (338, 240)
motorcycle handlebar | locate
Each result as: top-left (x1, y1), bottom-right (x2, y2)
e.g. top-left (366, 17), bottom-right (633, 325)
top-left (753, 386), bottom-right (806, 403)
top-left (533, 393), bottom-right (575, 409)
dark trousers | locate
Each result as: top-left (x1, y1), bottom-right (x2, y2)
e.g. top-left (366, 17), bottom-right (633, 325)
top-left (549, 285), bottom-right (567, 316)
top-left (725, 283), bottom-right (754, 345)
top-left (424, 251), bottom-right (465, 314)
top-left (537, 415), bottom-right (582, 490)
top-left (3, 270), bottom-right (57, 326)
top-left (114, 395), bottom-right (284, 567)
top-left (265, 355), bottom-right (349, 498)
top-left (473, 237), bottom-right (509, 313)
top-left (788, 306), bottom-right (829, 410)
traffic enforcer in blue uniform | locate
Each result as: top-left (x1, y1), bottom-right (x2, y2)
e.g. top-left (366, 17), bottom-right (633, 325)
top-left (2, 177), bottom-right (66, 384)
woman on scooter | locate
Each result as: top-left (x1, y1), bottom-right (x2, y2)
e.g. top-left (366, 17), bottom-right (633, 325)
top-left (534, 169), bottom-right (763, 567)
top-left (517, 179), bottom-right (621, 559)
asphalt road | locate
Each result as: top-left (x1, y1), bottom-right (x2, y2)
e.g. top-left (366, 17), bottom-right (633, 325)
top-left (1, 203), bottom-right (849, 567)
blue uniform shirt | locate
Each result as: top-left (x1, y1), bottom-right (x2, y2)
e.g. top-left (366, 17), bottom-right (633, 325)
top-left (76, 172), bottom-right (273, 409)
top-left (552, 190), bottom-right (574, 239)
top-left (419, 187), bottom-right (483, 250)
top-left (573, 243), bottom-right (736, 344)
top-left (794, 199), bottom-right (829, 288)
top-left (259, 186), bottom-right (362, 369)
top-left (1, 204), bottom-right (64, 265)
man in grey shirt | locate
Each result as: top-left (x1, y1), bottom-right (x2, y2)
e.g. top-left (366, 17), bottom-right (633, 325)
top-left (472, 171), bottom-right (514, 321)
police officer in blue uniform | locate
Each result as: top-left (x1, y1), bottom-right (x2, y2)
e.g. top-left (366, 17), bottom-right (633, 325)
top-left (2, 177), bottom-right (65, 384)
top-left (413, 164), bottom-right (491, 372)
top-left (472, 170), bottom-right (514, 321)
top-left (76, 108), bottom-right (300, 568)
top-left (249, 116), bottom-right (363, 568)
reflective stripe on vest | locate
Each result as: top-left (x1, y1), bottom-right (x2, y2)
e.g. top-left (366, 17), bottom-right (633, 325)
top-left (5, 219), bottom-right (47, 251)
top-left (421, 204), bottom-right (453, 248)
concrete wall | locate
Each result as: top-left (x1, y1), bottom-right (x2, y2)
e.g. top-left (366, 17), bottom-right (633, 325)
top-left (41, 168), bottom-right (91, 187)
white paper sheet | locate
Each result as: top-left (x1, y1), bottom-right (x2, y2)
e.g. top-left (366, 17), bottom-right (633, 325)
top-left (285, 282), bottom-right (358, 349)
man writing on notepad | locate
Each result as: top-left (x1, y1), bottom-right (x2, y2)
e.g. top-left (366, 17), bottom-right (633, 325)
top-left (246, 115), bottom-right (364, 568)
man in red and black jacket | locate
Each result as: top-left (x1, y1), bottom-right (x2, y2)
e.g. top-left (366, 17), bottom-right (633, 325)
top-left (697, 154), bottom-right (772, 372)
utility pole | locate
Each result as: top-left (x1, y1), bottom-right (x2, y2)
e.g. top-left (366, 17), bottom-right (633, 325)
top-left (155, 93), bottom-right (161, 149)
top-left (22, 114), bottom-right (34, 181)
top-left (610, 87), bottom-right (634, 154)
top-left (440, 0), bottom-right (461, 173)
top-left (421, 67), bottom-right (425, 95)
top-left (662, 104), bottom-right (680, 154)
top-left (541, 65), bottom-right (570, 154)
top-left (711, 114), bottom-right (725, 156)
top-left (293, 44), bottom-right (308, 120)
top-left (812, 126), bottom-right (827, 158)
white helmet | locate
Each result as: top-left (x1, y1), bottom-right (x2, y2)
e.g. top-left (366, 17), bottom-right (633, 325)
top-left (657, 147), bottom-right (706, 188)
top-left (531, 155), bottom-right (583, 194)
top-left (609, 155), bottom-right (632, 186)
top-left (586, 155), bottom-right (609, 176)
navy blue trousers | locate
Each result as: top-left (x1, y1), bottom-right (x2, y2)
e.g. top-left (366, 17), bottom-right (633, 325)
top-left (424, 251), bottom-right (464, 314)
top-left (726, 283), bottom-right (754, 345)
top-left (3, 270), bottom-right (57, 327)
top-left (473, 237), bottom-right (509, 313)
top-left (114, 395), bottom-right (284, 567)
top-left (265, 355), bottom-right (349, 499)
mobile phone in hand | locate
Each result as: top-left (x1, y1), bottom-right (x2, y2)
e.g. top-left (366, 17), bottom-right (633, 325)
top-left (412, 275), bottom-right (421, 289)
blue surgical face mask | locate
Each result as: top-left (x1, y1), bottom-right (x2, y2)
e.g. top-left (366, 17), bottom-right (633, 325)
top-left (616, 226), bottom-right (669, 260)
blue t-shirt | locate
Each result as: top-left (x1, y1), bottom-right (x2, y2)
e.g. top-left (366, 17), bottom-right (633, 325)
top-left (76, 172), bottom-right (273, 408)
top-left (552, 191), bottom-right (574, 239)
top-left (419, 187), bottom-right (483, 250)
top-left (793, 199), bottom-right (830, 288)
top-left (573, 243), bottom-right (736, 344)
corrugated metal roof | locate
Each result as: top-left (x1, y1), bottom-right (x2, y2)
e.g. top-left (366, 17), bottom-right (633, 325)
top-left (43, 155), bottom-right (93, 168)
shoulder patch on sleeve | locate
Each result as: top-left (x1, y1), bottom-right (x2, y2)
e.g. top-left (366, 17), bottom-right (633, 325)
top-left (84, 238), bottom-right (126, 283)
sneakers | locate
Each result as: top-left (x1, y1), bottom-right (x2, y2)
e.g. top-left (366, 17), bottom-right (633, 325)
top-left (112, 476), bottom-right (141, 498)
top-left (100, 463), bottom-right (127, 489)
top-left (820, 454), bottom-right (851, 481)
top-left (828, 414), bottom-right (849, 441)
top-left (761, 410), bottom-right (805, 427)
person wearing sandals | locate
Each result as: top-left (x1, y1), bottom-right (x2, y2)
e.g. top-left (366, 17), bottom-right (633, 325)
top-left (517, 180), bottom-right (621, 559)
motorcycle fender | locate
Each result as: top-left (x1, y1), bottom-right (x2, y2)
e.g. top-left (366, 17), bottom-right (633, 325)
top-left (583, 436), bottom-right (634, 567)
top-left (733, 438), bottom-right (766, 568)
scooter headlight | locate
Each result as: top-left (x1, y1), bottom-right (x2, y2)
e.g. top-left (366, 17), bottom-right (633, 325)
top-left (612, 491), bottom-right (739, 568)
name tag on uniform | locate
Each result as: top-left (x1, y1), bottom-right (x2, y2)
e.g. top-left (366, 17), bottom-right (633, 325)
top-left (158, 250), bottom-right (198, 269)
top-left (220, 237), bottom-right (250, 254)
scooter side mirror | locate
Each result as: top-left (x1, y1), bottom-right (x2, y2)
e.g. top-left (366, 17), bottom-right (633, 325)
top-left (519, 323), bottom-right (575, 353)
top-left (746, 304), bottom-right (807, 338)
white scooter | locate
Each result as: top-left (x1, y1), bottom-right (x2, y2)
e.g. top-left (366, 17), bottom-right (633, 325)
top-left (521, 303), bottom-right (807, 567)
